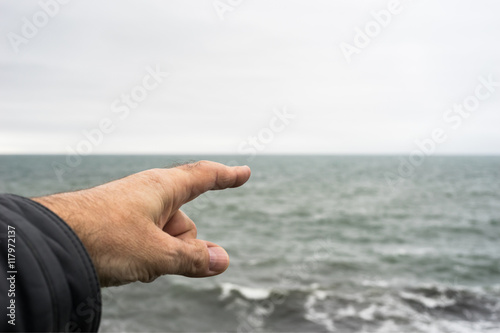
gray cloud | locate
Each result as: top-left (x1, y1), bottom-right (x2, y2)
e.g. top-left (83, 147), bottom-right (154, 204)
top-left (1, 0), bottom-right (499, 154)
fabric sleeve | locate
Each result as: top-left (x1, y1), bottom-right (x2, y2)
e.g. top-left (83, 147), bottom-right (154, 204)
top-left (0, 194), bottom-right (101, 332)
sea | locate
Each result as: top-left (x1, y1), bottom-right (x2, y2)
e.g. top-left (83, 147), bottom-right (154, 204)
top-left (1, 155), bottom-right (499, 333)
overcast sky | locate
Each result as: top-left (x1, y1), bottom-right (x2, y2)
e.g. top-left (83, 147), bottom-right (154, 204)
top-left (1, 0), bottom-right (499, 154)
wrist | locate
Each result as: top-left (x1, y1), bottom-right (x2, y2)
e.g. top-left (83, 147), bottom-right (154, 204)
top-left (32, 191), bottom-right (100, 253)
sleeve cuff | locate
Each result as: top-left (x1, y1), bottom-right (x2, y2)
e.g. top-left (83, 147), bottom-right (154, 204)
top-left (0, 194), bottom-right (101, 332)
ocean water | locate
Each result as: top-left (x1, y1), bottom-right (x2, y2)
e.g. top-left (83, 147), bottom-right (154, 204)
top-left (1, 155), bottom-right (499, 333)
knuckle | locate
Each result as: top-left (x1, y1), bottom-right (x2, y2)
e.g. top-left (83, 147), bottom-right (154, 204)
top-left (190, 161), bottom-right (206, 171)
top-left (179, 241), bottom-right (207, 276)
top-left (139, 169), bottom-right (170, 196)
top-left (181, 160), bottom-right (211, 172)
top-left (143, 168), bottom-right (164, 184)
top-left (195, 160), bottom-right (209, 167)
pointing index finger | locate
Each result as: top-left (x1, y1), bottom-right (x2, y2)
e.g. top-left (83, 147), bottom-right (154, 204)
top-left (166, 161), bottom-right (251, 207)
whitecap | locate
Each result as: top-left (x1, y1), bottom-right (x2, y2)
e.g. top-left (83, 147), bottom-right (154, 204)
top-left (219, 282), bottom-right (272, 301)
top-left (303, 289), bottom-right (335, 332)
top-left (399, 291), bottom-right (456, 308)
top-left (359, 304), bottom-right (377, 321)
top-left (336, 305), bottom-right (356, 318)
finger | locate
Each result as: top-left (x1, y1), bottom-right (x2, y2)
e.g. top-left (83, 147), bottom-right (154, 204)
top-left (153, 235), bottom-right (229, 277)
top-left (166, 161), bottom-right (251, 208)
top-left (163, 210), bottom-right (197, 240)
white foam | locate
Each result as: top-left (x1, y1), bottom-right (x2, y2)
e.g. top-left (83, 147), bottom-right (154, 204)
top-left (303, 290), bottom-right (335, 332)
top-left (336, 305), bottom-right (356, 318)
top-left (219, 282), bottom-right (272, 301)
top-left (359, 304), bottom-right (377, 321)
top-left (399, 291), bottom-right (456, 308)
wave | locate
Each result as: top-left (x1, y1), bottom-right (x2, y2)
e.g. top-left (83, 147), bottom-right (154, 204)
top-left (105, 279), bottom-right (500, 332)
top-left (190, 281), bottom-right (500, 332)
top-left (98, 275), bottom-right (500, 332)
top-left (220, 282), bottom-right (273, 301)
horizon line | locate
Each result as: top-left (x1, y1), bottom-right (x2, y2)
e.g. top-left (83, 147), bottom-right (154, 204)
top-left (1, 152), bottom-right (500, 157)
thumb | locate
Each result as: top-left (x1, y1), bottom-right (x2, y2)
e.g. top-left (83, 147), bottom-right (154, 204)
top-left (161, 237), bottom-right (230, 277)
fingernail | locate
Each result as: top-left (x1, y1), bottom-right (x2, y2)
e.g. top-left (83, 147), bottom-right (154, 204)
top-left (208, 247), bottom-right (229, 272)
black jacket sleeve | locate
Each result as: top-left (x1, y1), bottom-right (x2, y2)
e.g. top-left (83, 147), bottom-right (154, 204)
top-left (0, 194), bottom-right (101, 332)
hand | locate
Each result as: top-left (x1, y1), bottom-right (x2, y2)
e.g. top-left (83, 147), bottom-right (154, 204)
top-left (32, 161), bottom-right (251, 287)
